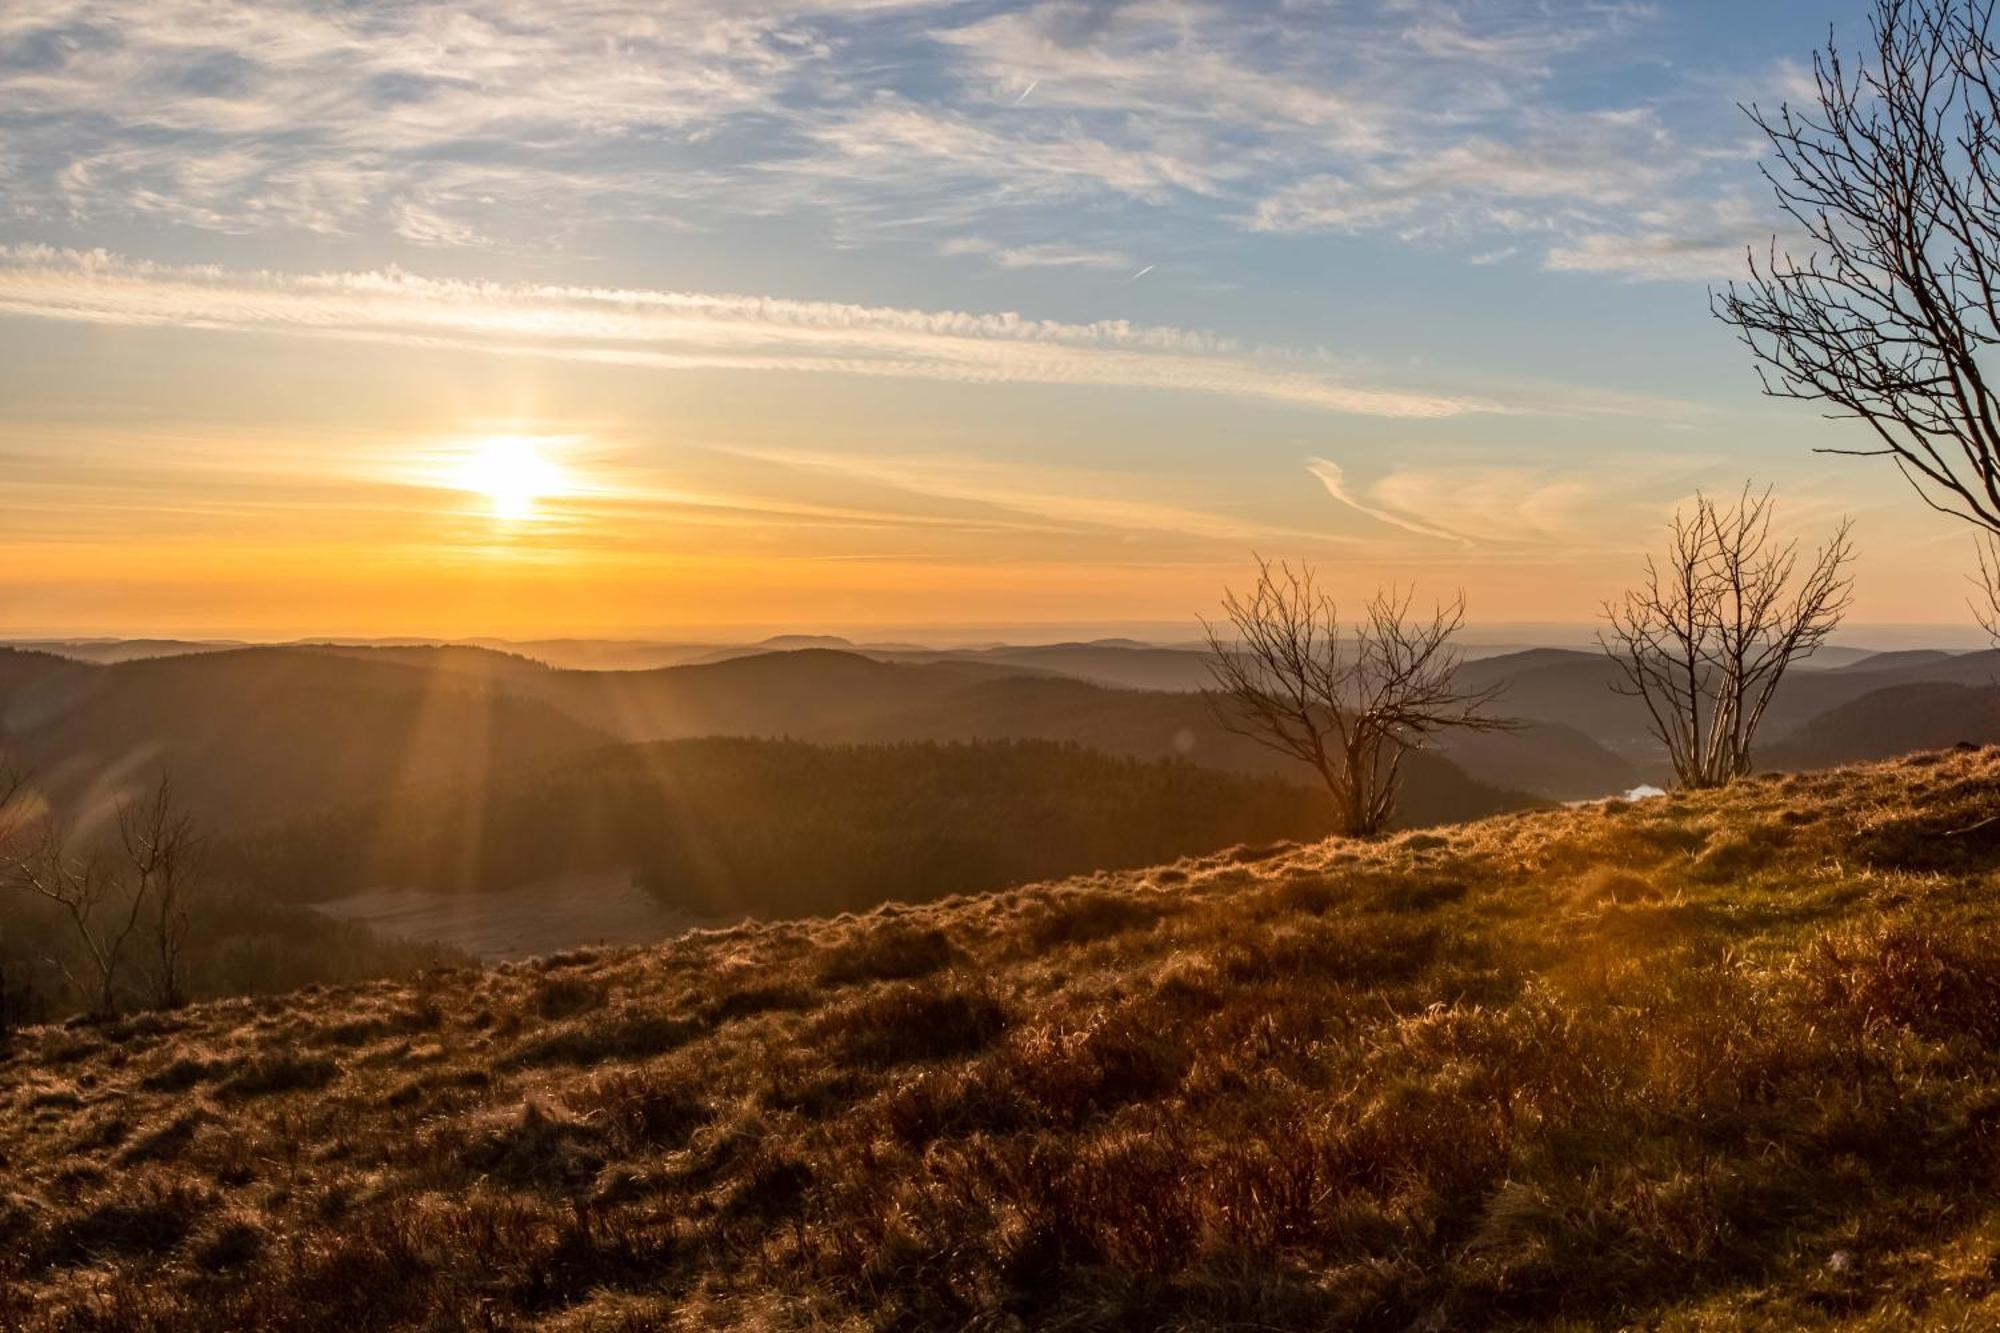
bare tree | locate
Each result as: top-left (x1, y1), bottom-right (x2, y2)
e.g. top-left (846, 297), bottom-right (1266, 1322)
top-left (119, 776), bottom-right (205, 1010)
top-left (1716, 0), bottom-right (2000, 535)
top-left (1202, 559), bottom-right (1510, 838)
top-left (0, 773), bottom-right (207, 1017)
top-left (1601, 488), bottom-right (1855, 789)
top-left (6, 820), bottom-right (142, 1018)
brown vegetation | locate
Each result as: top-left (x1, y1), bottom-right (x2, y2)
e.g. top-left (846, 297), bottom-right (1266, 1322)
top-left (6, 751), bottom-right (2000, 1328)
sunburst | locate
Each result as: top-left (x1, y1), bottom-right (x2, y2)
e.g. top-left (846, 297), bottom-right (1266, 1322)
top-left (456, 437), bottom-right (566, 520)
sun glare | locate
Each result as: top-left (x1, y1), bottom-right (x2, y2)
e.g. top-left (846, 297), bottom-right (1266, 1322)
top-left (456, 437), bottom-right (566, 520)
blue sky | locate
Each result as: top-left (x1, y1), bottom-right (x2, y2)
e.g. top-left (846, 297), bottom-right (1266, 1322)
top-left (5, 0), bottom-right (1977, 639)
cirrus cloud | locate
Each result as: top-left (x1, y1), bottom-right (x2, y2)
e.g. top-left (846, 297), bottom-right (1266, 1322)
top-left (0, 245), bottom-right (1712, 421)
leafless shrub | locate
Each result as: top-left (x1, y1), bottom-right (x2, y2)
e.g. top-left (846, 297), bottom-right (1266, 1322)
top-left (0, 774), bottom-right (209, 1018)
top-left (1203, 559), bottom-right (1509, 837)
top-left (1600, 487), bottom-right (1854, 789)
top-left (6, 826), bottom-right (144, 1021)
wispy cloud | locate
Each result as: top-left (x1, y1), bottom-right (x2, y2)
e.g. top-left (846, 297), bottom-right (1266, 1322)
top-left (728, 444), bottom-right (1356, 548)
top-left (942, 236), bottom-right (1133, 270)
top-left (1249, 112), bottom-right (1684, 239)
top-left (1309, 452), bottom-right (1737, 554)
top-left (0, 0), bottom-right (1793, 277)
top-left (1307, 457), bottom-right (1470, 546)
top-left (0, 245), bottom-right (1537, 419)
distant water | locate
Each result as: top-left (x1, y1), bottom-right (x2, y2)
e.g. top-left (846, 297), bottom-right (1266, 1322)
top-left (1567, 783), bottom-right (1668, 808)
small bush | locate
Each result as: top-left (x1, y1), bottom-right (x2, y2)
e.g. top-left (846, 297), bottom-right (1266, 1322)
top-left (219, 1053), bottom-right (339, 1099)
top-left (817, 978), bottom-right (1008, 1067)
top-left (1799, 916), bottom-right (2000, 1045)
top-left (1576, 866), bottom-right (1662, 905)
top-left (505, 1006), bottom-right (701, 1069)
top-left (1024, 891), bottom-right (1164, 949)
top-left (817, 925), bottom-right (958, 986)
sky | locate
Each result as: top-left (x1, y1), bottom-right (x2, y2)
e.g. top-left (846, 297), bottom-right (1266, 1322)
top-left (0, 0), bottom-right (1989, 641)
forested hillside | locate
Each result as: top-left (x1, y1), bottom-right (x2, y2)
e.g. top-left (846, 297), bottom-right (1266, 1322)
top-left (227, 738), bottom-right (1341, 916)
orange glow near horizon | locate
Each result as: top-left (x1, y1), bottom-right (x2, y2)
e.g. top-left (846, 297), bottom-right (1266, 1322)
top-left (0, 410), bottom-right (1985, 641)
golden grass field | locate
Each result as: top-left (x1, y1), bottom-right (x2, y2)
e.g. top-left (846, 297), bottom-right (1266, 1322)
top-left (8, 749), bottom-right (2000, 1329)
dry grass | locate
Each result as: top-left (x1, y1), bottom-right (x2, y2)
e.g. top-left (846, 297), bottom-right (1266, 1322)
top-left (7, 749), bottom-right (2000, 1329)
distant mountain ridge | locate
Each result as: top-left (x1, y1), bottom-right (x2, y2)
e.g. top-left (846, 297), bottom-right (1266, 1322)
top-left (10, 635), bottom-right (2000, 839)
top-left (0, 645), bottom-right (1535, 831)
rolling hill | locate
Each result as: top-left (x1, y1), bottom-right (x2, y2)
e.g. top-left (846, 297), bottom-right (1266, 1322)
top-left (19, 635), bottom-right (2000, 856)
top-left (0, 648), bottom-right (614, 827)
top-left (810, 671), bottom-right (1530, 824)
top-left (1455, 644), bottom-right (2000, 769)
top-left (0, 646), bottom-right (1545, 835)
top-left (6, 750), bottom-right (2000, 1329)
top-left (1765, 681), bottom-right (2000, 769)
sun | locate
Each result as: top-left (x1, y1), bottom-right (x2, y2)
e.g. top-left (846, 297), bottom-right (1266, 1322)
top-left (456, 437), bottom-right (566, 520)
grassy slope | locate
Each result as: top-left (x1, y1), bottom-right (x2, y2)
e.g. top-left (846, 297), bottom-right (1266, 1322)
top-left (8, 751), bottom-right (2000, 1329)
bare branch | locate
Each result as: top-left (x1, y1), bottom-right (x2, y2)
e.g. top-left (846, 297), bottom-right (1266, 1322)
top-left (117, 774), bottom-right (206, 1010)
top-left (0, 771), bottom-right (210, 1016)
top-left (1204, 560), bottom-right (1512, 837)
top-left (1718, 1), bottom-right (2000, 536)
top-left (1599, 486), bottom-right (1855, 788)
top-left (1973, 532), bottom-right (2000, 639)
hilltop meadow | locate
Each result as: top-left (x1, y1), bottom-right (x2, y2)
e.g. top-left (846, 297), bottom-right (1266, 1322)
top-left (5, 748), bottom-right (2000, 1330)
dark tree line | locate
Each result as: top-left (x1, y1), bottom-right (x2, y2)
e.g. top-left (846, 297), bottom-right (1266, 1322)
top-left (228, 738), bottom-right (1341, 918)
